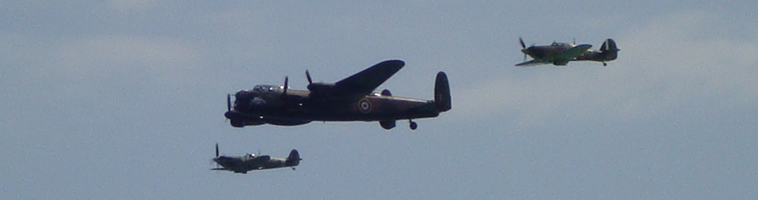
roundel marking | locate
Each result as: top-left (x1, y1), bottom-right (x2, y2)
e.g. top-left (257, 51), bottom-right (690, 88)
top-left (358, 98), bottom-right (372, 113)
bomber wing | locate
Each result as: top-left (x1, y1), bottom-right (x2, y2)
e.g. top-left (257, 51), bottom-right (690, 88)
top-left (333, 60), bottom-right (404, 96)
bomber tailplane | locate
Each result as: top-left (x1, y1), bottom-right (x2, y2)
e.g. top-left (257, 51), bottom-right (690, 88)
top-left (434, 71), bottom-right (452, 112)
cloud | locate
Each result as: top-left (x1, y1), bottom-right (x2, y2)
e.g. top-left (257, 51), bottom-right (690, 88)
top-left (53, 35), bottom-right (202, 93)
top-left (105, 0), bottom-right (160, 13)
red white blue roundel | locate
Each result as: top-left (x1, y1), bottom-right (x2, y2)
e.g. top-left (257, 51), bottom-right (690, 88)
top-left (358, 99), bottom-right (371, 113)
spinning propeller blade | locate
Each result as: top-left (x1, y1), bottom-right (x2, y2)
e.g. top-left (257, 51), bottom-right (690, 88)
top-left (519, 37), bottom-right (527, 61)
top-left (283, 76), bottom-right (289, 95)
top-left (305, 70), bottom-right (312, 84)
top-left (226, 94), bottom-right (231, 111)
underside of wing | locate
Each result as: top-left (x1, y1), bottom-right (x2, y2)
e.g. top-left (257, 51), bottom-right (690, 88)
top-left (515, 59), bottom-right (549, 67)
top-left (334, 60), bottom-right (404, 96)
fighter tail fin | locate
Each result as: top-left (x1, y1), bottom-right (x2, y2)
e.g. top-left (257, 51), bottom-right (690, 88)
top-left (434, 72), bottom-right (451, 112)
top-left (285, 149), bottom-right (301, 167)
top-left (599, 38), bottom-right (619, 61)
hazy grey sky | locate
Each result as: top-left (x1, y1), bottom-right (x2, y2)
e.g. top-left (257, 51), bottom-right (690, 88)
top-left (2, 1), bottom-right (757, 199)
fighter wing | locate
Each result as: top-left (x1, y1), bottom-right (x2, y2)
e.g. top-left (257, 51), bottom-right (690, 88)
top-left (515, 59), bottom-right (550, 67)
top-left (333, 60), bottom-right (404, 96)
top-left (554, 44), bottom-right (592, 60)
top-left (247, 155), bottom-right (271, 170)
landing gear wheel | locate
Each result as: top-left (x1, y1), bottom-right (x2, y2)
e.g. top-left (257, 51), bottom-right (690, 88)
top-left (409, 121), bottom-right (418, 130)
top-left (603, 62), bottom-right (607, 66)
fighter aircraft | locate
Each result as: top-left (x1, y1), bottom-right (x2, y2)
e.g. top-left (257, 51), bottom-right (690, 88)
top-left (516, 38), bottom-right (619, 66)
top-left (224, 59), bottom-right (451, 130)
top-left (212, 143), bottom-right (301, 174)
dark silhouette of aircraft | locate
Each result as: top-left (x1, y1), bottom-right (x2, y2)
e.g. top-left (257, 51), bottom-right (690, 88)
top-left (212, 143), bottom-right (301, 174)
top-left (224, 59), bottom-right (451, 130)
top-left (516, 38), bottom-right (619, 66)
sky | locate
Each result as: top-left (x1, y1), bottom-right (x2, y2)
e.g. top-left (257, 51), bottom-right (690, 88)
top-left (2, 1), bottom-right (757, 199)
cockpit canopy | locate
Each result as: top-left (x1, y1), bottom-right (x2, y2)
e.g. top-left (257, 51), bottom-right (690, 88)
top-left (253, 85), bottom-right (285, 93)
top-left (550, 42), bottom-right (574, 49)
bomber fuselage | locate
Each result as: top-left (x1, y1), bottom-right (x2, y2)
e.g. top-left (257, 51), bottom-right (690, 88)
top-left (226, 85), bottom-right (439, 123)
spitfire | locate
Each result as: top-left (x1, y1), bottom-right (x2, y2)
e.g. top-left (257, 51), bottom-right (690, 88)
top-left (224, 60), bottom-right (452, 130)
top-left (212, 143), bottom-right (301, 174)
top-left (516, 38), bottom-right (619, 66)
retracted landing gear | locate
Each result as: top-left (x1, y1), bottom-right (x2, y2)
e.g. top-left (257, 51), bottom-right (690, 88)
top-left (409, 119), bottom-right (418, 130)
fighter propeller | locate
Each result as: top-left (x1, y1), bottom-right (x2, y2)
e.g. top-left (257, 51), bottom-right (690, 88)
top-left (519, 37), bottom-right (528, 61)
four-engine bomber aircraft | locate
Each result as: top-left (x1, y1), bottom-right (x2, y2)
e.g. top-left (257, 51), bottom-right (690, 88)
top-left (516, 38), bottom-right (619, 66)
top-left (224, 60), bottom-right (452, 130)
top-left (212, 143), bottom-right (301, 173)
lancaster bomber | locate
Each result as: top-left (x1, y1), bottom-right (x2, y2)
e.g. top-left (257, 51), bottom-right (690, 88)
top-left (516, 38), bottom-right (619, 66)
top-left (224, 60), bottom-right (451, 130)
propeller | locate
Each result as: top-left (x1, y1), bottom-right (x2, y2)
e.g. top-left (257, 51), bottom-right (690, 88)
top-left (305, 70), bottom-right (313, 84)
top-left (519, 37), bottom-right (528, 61)
top-left (226, 94), bottom-right (231, 111)
top-left (283, 76), bottom-right (289, 96)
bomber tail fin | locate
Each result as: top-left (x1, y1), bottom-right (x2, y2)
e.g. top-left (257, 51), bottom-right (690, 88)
top-left (434, 71), bottom-right (451, 112)
top-left (285, 149), bottom-right (301, 167)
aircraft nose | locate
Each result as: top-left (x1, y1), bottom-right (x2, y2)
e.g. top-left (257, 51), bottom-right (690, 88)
top-left (234, 90), bottom-right (247, 99)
